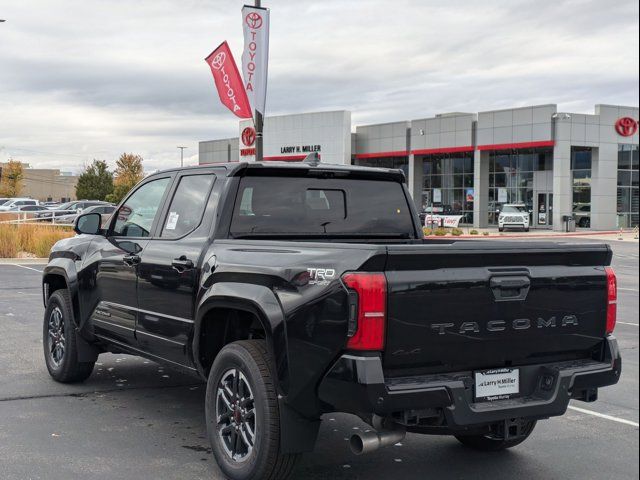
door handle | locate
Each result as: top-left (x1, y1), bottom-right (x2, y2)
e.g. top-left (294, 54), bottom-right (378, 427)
top-left (172, 256), bottom-right (194, 273)
top-left (123, 254), bottom-right (141, 267)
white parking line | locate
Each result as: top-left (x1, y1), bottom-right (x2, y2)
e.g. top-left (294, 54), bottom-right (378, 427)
top-left (5, 264), bottom-right (43, 273)
top-left (619, 287), bottom-right (639, 292)
top-left (568, 406), bottom-right (639, 427)
top-left (617, 322), bottom-right (639, 327)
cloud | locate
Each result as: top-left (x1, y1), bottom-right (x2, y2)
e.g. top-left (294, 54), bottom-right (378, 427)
top-left (0, 0), bottom-right (638, 172)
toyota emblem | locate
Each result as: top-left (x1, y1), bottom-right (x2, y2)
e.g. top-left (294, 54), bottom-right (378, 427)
top-left (245, 12), bottom-right (263, 29)
top-left (615, 117), bottom-right (638, 137)
top-left (242, 127), bottom-right (256, 147)
top-left (210, 52), bottom-right (226, 70)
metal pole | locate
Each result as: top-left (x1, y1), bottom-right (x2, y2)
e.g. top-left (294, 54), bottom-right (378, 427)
top-left (177, 146), bottom-right (187, 167)
top-left (254, 0), bottom-right (263, 162)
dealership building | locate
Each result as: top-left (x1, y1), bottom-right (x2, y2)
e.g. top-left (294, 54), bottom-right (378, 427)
top-left (199, 104), bottom-right (639, 230)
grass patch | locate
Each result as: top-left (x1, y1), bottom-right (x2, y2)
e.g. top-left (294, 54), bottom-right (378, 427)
top-left (0, 224), bottom-right (74, 258)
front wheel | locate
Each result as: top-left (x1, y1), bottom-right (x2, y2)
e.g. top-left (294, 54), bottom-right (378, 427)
top-left (43, 289), bottom-right (95, 383)
top-left (455, 420), bottom-right (537, 451)
top-left (206, 340), bottom-right (299, 480)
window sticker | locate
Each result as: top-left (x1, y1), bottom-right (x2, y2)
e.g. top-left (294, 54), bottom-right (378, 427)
top-left (166, 211), bottom-right (179, 230)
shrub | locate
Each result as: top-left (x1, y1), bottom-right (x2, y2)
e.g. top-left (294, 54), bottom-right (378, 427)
top-left (482, 231), bottom-right (490, 236)
top-left (451, 228), bottom-right (463, 236)
top-left (434, 228), bottom-right (448, 236)
top-left (423, 227), bottom-right (433, 236)
top-left (0, 224), bottom-right (74, 258)
top-left (469, 229), bottom-right (479, 235)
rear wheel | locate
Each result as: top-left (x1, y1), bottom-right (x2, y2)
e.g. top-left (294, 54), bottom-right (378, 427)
top-left (43, 289), bottom-right (95, 383)
top-left (498, 227), bottom-right (504, 232)
top-left (206, 340), bottom-right (299, 480)
top-left (455, 420), bottom-right (536, 451)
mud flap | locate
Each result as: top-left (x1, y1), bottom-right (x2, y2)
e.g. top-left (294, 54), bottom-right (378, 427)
top-left (75, 329), bottom-right (100, 363)
top-left (279, 399), bottom-right (321, 454)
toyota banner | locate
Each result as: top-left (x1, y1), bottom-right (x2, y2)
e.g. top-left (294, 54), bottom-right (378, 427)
top-left (241, 5), bottom-right (270, 116)
top-left (205, 41), bottom-right (252, 119)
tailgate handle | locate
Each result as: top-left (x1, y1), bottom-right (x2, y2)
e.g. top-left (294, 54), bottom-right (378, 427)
top-left (490, 275), bottom-right (530, 302)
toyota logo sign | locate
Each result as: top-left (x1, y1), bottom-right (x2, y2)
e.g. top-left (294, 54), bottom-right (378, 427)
top-left (245, 12), bottom-right (263, 29)
top-left (210, 52), bottom-right (226, 70)
top-left (615, 117), bottom-right (638, 137)
top-left (242, 127), bottom-right (256, 147)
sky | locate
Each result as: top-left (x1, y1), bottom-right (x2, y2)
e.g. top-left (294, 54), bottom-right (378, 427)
top-left (0, 0), bottom-right (638, 173)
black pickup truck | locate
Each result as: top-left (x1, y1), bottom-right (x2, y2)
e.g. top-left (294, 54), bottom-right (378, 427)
top-left (42, 160), bottom-right (621, 480)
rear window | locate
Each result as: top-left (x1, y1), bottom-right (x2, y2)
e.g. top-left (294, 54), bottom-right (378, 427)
top-left (230, 176), bottom-right (414, 237)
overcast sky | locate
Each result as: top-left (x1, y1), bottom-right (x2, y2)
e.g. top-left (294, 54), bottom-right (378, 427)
top-left (0, 0), bottom-right (638, 173)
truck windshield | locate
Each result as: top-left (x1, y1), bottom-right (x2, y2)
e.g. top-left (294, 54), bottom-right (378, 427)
top-left (230, 176), bottom-right (414, 238)
top-left (502, 205), bottom-right (527, 213)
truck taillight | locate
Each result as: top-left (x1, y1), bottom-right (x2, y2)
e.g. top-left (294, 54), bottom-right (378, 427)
top-left (605, 267), bottom-right (617, 335)
top-left (342, 272), bottom-right (387, 351)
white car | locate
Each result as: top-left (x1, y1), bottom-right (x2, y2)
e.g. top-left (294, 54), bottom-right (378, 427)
top-left (0, 198), bottom-right (39, 211)
top-left (498, 204), bottom-right (530, 232)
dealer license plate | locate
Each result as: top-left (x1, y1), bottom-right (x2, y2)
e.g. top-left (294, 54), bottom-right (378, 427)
top-left (474, 368), bottom-right (520, 401)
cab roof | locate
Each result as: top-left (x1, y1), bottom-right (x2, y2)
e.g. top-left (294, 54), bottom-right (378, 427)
top-left (152, 161), bottom-right (407, 183)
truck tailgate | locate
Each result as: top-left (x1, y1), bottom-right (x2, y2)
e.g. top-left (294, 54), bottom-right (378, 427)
top-left (383, 242), bottom-right (612, 373)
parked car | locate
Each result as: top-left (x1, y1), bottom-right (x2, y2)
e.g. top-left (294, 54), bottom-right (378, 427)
top-left (56, 204), bottom-right (115, 225)
top-left (0, 197), bottom-right (12, 206)
top-left (498, 203), bottom-right (530, 232)
top-left (42, 160), bottom-right (620, 480)
top-left (0, 198), bottom-right (39, 211)
top-left (34, 200), bottom-right (109, 221)
top-left (42, 201), bottom-right (61, 209)
top-left (8, 205), bottom-right (50, 213)
top-left (574, 204), bottom-right (591, 228)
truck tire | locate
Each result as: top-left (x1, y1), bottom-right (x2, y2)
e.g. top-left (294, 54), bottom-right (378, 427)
top-left (43, 289), bottom-right (95, 383)
top-left (206, 340), bottom-right (299, 480)
top-left (455, 420), bottom-right (536, 451)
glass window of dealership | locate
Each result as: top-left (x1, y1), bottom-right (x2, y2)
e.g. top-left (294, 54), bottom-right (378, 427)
top-left (200, 104), bottom-right (639, 230)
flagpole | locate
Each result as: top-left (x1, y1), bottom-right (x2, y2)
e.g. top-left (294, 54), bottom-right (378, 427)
top-left (254, 0), bottom-right (264, 162)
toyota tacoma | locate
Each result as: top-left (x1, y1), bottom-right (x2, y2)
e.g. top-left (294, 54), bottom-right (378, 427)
top-left (42, 158), bottom-right (621, 480)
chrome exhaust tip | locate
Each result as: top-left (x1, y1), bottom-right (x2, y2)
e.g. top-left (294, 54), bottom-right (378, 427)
top-left (349, 427), bottom-right (406, 455)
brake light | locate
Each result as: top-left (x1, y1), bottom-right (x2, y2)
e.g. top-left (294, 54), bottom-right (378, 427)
top-left (605, 267), bottom-right (617, 335)
top-left (342, 272), bottom-right (387, 351)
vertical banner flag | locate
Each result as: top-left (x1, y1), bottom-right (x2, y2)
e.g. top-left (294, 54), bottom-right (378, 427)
top-left (205, 41), bottom-right (252, 119)
top-left (241, 5), bottom-right (270, 115)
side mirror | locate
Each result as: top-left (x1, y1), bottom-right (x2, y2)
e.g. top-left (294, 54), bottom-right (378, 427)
top-left (74, 212), bottom-right (102, 235)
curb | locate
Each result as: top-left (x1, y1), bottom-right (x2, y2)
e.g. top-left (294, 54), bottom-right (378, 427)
top-left (424, 230), bottom-right (637, 240)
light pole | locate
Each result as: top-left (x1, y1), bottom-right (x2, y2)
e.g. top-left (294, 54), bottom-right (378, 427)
top-left (253, 0), bottom-right (264, 163)
top-left (177, 146), bottom-right (187, 167)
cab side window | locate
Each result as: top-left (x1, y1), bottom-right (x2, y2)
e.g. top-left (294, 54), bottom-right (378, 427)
top-left (161, 174), bottom-right (215, 239)
top-left (112, 177), bottom-right (171, 237)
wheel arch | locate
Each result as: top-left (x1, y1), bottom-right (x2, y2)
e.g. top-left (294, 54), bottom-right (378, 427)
top-left (42, 261), bottom-right (80, 327)
top-left (194, 282), bottom-right (290, 396)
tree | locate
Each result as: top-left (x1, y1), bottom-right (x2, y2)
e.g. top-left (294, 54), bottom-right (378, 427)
top-left (75, 160), bottom-right (114, 201)
top-left (105, 153), bottom-right (145, 204)
top-left (0, 159), bottom-right (24, 197)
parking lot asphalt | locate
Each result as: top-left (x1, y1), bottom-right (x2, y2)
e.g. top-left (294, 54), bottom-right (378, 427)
top-left (0, 237), bottom-right (638, 480)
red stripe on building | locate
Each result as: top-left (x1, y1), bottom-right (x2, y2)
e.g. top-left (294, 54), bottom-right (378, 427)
top-left (354, 150), bottom-right (409, 159)
top-left (262, 155), bottom-right (307, 161)
top-left (411, 146), bottom-right (475, 155)
top-left (477, 140), bottom-right (555, 151)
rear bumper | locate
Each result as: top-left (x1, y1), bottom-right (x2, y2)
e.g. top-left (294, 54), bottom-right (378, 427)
top-left (318, 337), bottom-right (621, 427)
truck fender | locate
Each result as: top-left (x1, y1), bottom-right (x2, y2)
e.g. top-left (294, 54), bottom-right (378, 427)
top-left (42, 259), bottom-right (99, 363)
top-left (194, 282), bottom-right (290, 395)
top-left (194, 282), bottom-right (320, 453)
